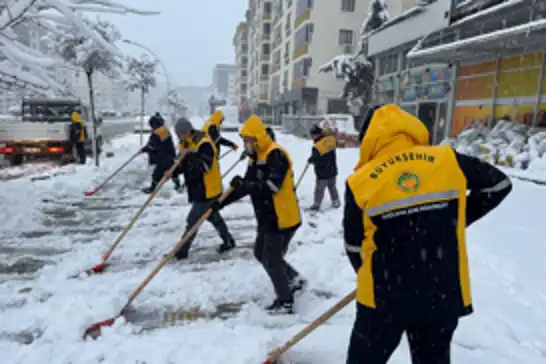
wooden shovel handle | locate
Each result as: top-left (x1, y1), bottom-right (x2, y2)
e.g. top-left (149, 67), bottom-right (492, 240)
top-left (90, 150), bottom-right (140, 193)
top-left (102, 153), bottom-right (187, 260)
top-left (125, 186), bottom-right (234, 305)
top-left (295, 162), bottom-right (310, 190)
top-left (266, 289), bottom-right (357, 361)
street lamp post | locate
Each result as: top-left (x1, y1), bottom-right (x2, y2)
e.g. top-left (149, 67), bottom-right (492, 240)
top-left (122, 39), bottom-right (172, 123)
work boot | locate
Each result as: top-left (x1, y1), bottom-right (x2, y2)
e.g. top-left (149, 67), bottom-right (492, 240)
top-left (307, 204), bottom-right (320, 212)
top-left (266, 299), bottom-right (294, 314)
top-left (332, 200), bottom-right (341, 209)
top-left (174, 250), bottom-right (189, 260)
top-left (141, 185), bottom-right (156, 194)
top-left (217, 238), bottom-right (236, 254)
top-left (290, 277), bottom-right (308, 295)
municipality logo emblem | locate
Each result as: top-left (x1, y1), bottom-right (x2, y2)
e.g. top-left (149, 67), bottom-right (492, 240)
top-left (397, 172), bottom-right (420, 193)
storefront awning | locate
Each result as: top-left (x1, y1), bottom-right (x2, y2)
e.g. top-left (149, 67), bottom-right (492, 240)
top-left (407, 18), bottom-right (546, 63)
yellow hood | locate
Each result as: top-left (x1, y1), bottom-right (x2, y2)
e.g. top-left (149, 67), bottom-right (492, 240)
top-left (355, 104), bottom-right (429, 171)
top-left (240, 114), bottom-right (272, 153)
top-left (209, 110), bottom-right (224, 126)
top-left (72, 111), bottom-right (83, 124)
top-left (201, 109), bottom-right (224, 132)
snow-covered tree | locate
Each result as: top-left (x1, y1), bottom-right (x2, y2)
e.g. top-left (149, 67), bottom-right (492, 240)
top-left (54, 16), bottom-right (123, 166)
top-left (168, 90), bottom-right (187, 121)
top-left (125, 53), bottom-right (157, 143)
top-left (360, 0), bottom-right (390, 40)
top-left (318, 0), bottom-right (389, 128)
top-left (0, 1), bottom-right (158, 94)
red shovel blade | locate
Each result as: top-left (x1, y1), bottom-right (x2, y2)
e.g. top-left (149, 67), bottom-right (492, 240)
top-left (84, 190), bottom-right (97, 197)
top-left (83, 317), bottom-right (116, 339)
top-left (90, 263), bottom-right (105, 273)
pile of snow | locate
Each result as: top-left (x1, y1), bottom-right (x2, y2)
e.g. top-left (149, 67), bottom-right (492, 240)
top-left (443, 120), bottom-right (546, 172)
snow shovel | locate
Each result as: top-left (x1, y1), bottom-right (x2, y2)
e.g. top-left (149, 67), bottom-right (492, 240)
top-left (295, 162), bottom-right (310, 190)
top-left (82, 186), bottom-right (235, 340)
top-left (221, 158), bottom-right (242, 179)
top-left (84, 150), bottom-right (141, 196)
top-left (262, 289), bottom-right (356, 364)
top-left (219, 149), bottom-right (233, 160)
top-left (86, 153), bottom-right (188, 275)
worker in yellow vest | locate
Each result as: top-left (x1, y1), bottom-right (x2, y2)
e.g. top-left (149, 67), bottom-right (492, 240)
top-left (172, 118), bottom-right (236, 259)
top-left (69, 111), bottom-right (87, 164)
top-left (343, 104), bottom-right (512, 364)
top-left (217, 114), bottom-right (305, 314)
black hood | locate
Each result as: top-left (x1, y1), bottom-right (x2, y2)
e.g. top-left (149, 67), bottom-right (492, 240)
top-left (149, 115), bottom-right (164, 129)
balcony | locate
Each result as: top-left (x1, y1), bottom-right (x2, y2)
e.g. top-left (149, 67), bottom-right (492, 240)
top-left (272, 63), bottom-right (281, 73)
top-left (261, 53), bottom-right (271, 61)
top-left (273, 16), bottom-right (280, 25)
top-left (292, 43), bottom-right (308, 60)
top-left (260, 92), bottom-right (269, 102)
top-left (292, 78), bottom-right (306, 89)
top-left (295, 9), bottom-right (310, 29)
top-left (263, 13), bottom-right (272, 20)
top-left (260, 74), bottom-right (269, 81)
top-left (262, 33), bottom-right (270, 41)
top-left (284, 54), bottom-right (290, 65)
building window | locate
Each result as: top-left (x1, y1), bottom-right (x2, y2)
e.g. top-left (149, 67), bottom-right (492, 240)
top-left (261, 64), bottom-right (269, 75)
top-left (264, 1), bottom-right (272, 14)
top-left (263, 44), bottom-right (271, 55)
top-left (338, 29), bottom-right (353, 45)
top-left (341, 0), bottom-right (355, 12)
top-left (263, 22), bottom-right (271, 35)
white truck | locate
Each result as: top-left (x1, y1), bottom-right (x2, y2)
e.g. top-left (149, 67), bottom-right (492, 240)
top-left (0, 98), bottom-right (103, 166)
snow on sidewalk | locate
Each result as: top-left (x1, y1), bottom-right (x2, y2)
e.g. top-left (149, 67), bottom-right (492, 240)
top-left (0, 126), bottom-right (545, 363)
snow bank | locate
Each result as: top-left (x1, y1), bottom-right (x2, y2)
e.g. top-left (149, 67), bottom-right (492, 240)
top-left (444, 120), bottom-right (546, 179)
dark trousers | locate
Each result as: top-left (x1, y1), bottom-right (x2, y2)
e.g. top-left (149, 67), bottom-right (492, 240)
top-left (73, 142), bottom-right (86, 164)
top-left (175, 201), bottom-right (233, 258)
top-left (347, 303), bottom-right (458, 364)
top-left (151, 163), bottom-right (179, 188)
top-left (254, 228), bottom-right (300, 301)
top-left (314, 177), bottom-right (339, 206)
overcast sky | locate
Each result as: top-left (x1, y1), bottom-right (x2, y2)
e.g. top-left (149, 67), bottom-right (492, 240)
top-left (103, 0), bottom-right (246, 87)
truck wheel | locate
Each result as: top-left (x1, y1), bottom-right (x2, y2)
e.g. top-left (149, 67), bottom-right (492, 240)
top-left (9, 154), bottom-right (23, 166)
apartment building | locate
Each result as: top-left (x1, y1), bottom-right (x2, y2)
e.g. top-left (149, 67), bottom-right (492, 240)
top-left (233, 0), bottom-right (412, 123)
top-left (242, 0), bottom-right (274, 121)
top-left (266, 0), bottom-right (379, 119)
top-left (212, 63), bottom-right (237, 101)
top-left (233, 21), bottom-right (249, 108)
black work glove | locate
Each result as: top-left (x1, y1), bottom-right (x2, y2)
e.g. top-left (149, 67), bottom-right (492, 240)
top-left (230, 175), bottom-right (246, 189)
top-left (239, 151), bottom-right (248, 161)
top-left (209, 199), bottom-right (221, 212)
top-left (307, 156), bottom-right (314, 164)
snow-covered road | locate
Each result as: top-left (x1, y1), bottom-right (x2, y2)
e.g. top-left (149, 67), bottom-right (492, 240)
top-left (0, 122), bottom-right (545, 363)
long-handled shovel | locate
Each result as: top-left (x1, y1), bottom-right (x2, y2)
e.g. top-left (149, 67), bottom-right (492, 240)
top-left (86, 153), bottom-right (187, 274)
top-left (295, 162), bottom-right (310, 190)
top-left (221, 158), bottom-right (242, 179)
top-left (84, 150), bottom-right (141, 196)
top-left (83, 187), bottom-right (234, 339)
top-left (262, 289), bottom-right (356, 364)
top-left (219, 149), bottom-right (233, 160)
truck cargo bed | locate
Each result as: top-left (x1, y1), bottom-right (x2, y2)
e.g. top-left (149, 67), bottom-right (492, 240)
top-left (0, 122), bottom-right (70, 142)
